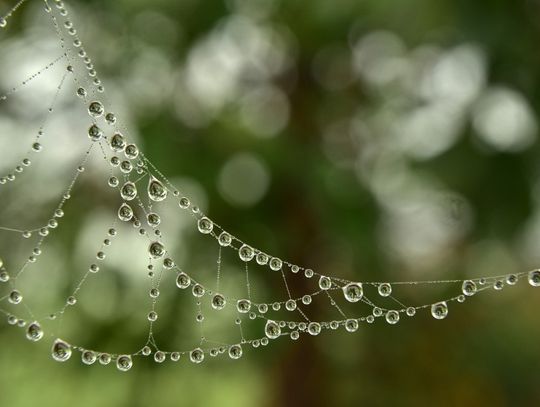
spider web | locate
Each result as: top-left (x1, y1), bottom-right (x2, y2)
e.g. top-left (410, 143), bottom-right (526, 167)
top-left (0, 0), bottom-right (539, 371)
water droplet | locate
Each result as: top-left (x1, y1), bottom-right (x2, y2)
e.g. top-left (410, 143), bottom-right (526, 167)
top-left (148, 242), bottom-right (165, 259)
top-left (0, 18), bottom-right (7, 28)
top-left (431, 301), bottom-right (449, 320)
top-left (81, 350), bottom-right (97, 365)
top-left (142, 346), bottom-right (151, 356)
top-left (116, 355), bottom-right (132, 371)
top-left (385, 310), bottom-right (400, 325)
top-left (88, 124), bottom-right (103, 141)
top-left (32, 142), bottom-right (42, 152)
top-left (147, 311), bottom-right (158, 322)
top-left (462, 280), bottom-right (477, 296)
top-left (76, 87), bottom-right (86, 97)
top-left (366, 315), bottom-right (375, 323)
top-left (105, 113), bottom-right (116, 125)
top-left (99, 353), bottom-right (111, 365)
top-left (256, 253), bottom-right (269, 265)
top-left (26, 322), bottom-right (43, 341)
top-left (118, 203), bottom-right (133, 221)
top-left (304, 269), bottom-right (314, 278)
top-left (110, 133), bottom-right (126, 152)
top-left (192, 284), bottom-right (205, 297)
top-left (239, 245), bottom-right (254, 262)
top-left (506, 274), bottom-right (518, 285)
top-left (52, 339), bottom-right (72, 362)
top-left (269, 257), bottom-right (282, 271)
top-left (237, 299), bottom-right (251, 313)
top-left (8, 290), bottom-right (22, 304)
top-left (0, 270), bottom-right (9, 282)
top-left (258, 303), bottom-right (268, 313)
top-left (211, 293), bottom-right (226, 310)
top-left (373, 307), bottom-right (383, 317)
top-left (190, 348), bottom-right (204, 364)
top-left (285, 299), bottom-right (297, 311)
top-left (307, 322), bottom-right (321, 336)
top-left (170, 352), bottom-right (180, 362)
top-left (146, 213), bottom-right (161, 227)
top-left (345, 319), bottom-right (359, 332)
top-left (120, 182), bottom-right (137, 201)
top-left (229, 344), bottom-right (243, 360)
top-left (318, 276), bottom-right (332, 290)
top-left (301, 295), bottom-right (312, 305)
top-left (406, 307), bottom-right (416, 317)
top-left (88, 101), bottom-right (104, 117)
top-left (148, 177), bottom-right (167, 202)
top-left (265, 320), bottom-right (281, 339)
top-left (163, 258), bottom-right (174, 269)
top-left (176, 273), bottom-right (191, 289)
top-left (528, 270), bottom-right (540, 287)
top-left (342, 282), bottom-right (363, 302)
top-left (149, 288), bottom-right (160, 298)
top-left (493, 280), bottom-right (504, 290)
top-left (218, 231), bottom-right (232, 246)
top-left (378, 283), bottom-right (392, 297)
top-left (120, 161), bottom-right (133, 173)
top-left (198, 217), bottom-right (213, 234)
top-left (67, 296), bottom-right (77, 305)
top-left (125, 144), bottom-right (139, 159)
top-left (154, 351), bottom-right (166, 363)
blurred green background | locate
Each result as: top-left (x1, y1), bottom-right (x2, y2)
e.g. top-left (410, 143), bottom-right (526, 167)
top-left (1, 0), bottom-right (540, 406)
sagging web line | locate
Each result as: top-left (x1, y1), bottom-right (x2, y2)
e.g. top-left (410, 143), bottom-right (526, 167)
top-left (0, 0), bottom-right (538, 371)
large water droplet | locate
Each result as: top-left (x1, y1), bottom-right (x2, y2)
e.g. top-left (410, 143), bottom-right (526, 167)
top-left (148, 177), bottom-right (167, 202)
top-left (110, 132), bottom-right (126, 152)
top-left (269, 257), bottom-right (282, 271)
top-left (237, 299), bottom-right (251, 313)
top-left (190, 348), bottom-right (204, 364)
top-left (431, 301), bottom-right (448, 320)
top-left (318, 276), bottom-right (332, 290)
top-left (116, 355), bottom-right (132, 371)
top-left (529, 270), bottom-right (540, 287)
top-left (118, 203), bottom-right (133, 221)
top-left (307, 322), bottom-right (321, 336)
top-left (385, 310), bottom-right (400, 325)
top-left (120, 182), bottom-right (137, 201)
top-left (218, 232), bottom-right (232, 246)
top-left (265, 320), bottom-right (281, 339)
top-left (462, 280), bottom-right (477, 296)
top-left (229, 344), bottom-right (243, 360)
top-left (192, 284), bottom-right (205, 297)
top-left (147, 213), bottom-right (161, 227)
top-left (88, 101), bottom-right (104, 117)
top-left (88, 124), bottom-right (103, 141)
top-left (378, 283), bottom-right (392, 297)
top-left (176, 273), bottom-right (191, 289)
top-left (211, 293), bottom-right (226, 310)
top-left (345, 319), bottom-right (359, 332)
top-left (81, 350), bottom-right (97, 365)
top-left (148, 242), bottom-right (165, 259)
top-left (198, 217), bottom-right (213, 234)
top-left (52, 339), bottom-right (72, 362)
top-left (285, 299), bottom-right (297, 311)
top-left (26, 322), bottom-right (43, 341)
top-left (125, 144), bottom-right (139, 159)
top-left (239, 245), bottom-right (254, 262)
top-left (343, 282), bottom-right (363, 302)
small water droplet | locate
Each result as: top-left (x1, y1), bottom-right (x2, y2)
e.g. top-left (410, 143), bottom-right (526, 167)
top-left (110, 133), bottom-right (126, 152)
top-left (462, 280), bottom-right (477, 296)
top-left (318, 276), bottom-right (332, 290)
top-left (116, 355), bottom-right (132, 371)
top-left (285, 299), bottom-right (297, 311)
top-left (190, 348), bottom-right (204, 364)
top-left (378, 283), bottom-right (392, 297)
top-left (211, 293), bottom-right (226, 310)
top-left (81, 350), bottom-right (97, 365)
top-left (176, 273), bottom-right (191, 289)
top-left (8, 290), bottom-right (22, 304)
top-left (118, 203), bottom-right (133, 222)
top-left (256, 253), bottom-right (269, 265)
top-left (528, 270), bottom-right (540, 287)
top-left (88, 124), bottom-right (103, 141)
top-left (345, 319), bottom-right (359, 332)
top-left (192, 284), bottom-right (205, 297)
top-left (307, 322), bottom-right (321, 336)
top-left (239, 245), bottom-right (254, 262)
top-left (237, 299), bottom-right (251, 313)
top-left (88, 101), bottom-right (104, 117)
top-left (265, 320), bottom-right (281, 339)
top-left (26, 322), bottom-right (43, 341)
top-left (385, 310), bottom-right (400, 325)
top-left (154, 351), bottom-right (166, 363)
top-left (52, 339), bottom-right (72, 362)
top-left (342, 282), bottom-right (363, 302)
top-left (218, 231), bottom-right (232, 246)
top-left (431, 301), bottom-right (448, 320)
top-left (120, 181), bottom-right (137, 201)
top-left (197, 217), bottom-right (213, 234)
top-left (148, 177), bottom-right (167, 202)
top-left (229, 344), bottom-right (243, 360)
top-left (125, 144), bottom-right (139, 159)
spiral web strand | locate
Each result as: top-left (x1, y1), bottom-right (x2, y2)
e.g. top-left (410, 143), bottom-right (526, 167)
top-left (0, 0), bottom-right (539, 371)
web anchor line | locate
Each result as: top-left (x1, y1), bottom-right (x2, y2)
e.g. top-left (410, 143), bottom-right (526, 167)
top-left (0, 0), bottom-right (539, 371)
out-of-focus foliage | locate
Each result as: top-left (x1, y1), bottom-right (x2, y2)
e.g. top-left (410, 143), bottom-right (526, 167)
top-left (1, 0), bottom-right (540, 406)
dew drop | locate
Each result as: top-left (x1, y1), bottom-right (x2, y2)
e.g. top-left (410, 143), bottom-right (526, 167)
top-left (146, 213), bottom-right (161, 227)
top-left (378, 283), bottom-right (392, 297)
top-left (256, 253), bottom-right (269, 265)
top-left (147, 311), bottom-right (158, 322)
top-left (148, 177), bottom-right (167, 202)
top-left (99, 353), bottom-right (111, 365)
top-left (406, 307), bottom-right (416, 317)
top-left (76, 87), bottom-right (86, 98)
top-left (120, 161), bottom-right (133, 173)
top-left (154, 351), bottom-right (166, 363)
top-left (125, 144), bottom-right (139, 159)
top-left (342, 282), bottom-right (363, 302)
top-left (198, 217), bottom-right (213, 234)
top-left (318, 276), bottom-right (332, 290)
top-left (307, 322), bottom-right (321, 336)
top-left (236, 299), bottom-right (251, 313)
top-left (0, 18), bottom-right (7, 28)
top-left (26, 321), bottom-right (43, 341)
top-left (176, 273), bottom-right (191, 289)
top-left (211, 293), bottom-right (226, 310)
top-left (269, 257), bottom-right (282, 271)
top-left (88, 124), bottom-right (103, 141)
top-left (258, 303), bottom-right (268, 313)
top-left (265, 320), bottom-right (281, 339)
top-left (373, 307), bottom-right (383, 317)
top-left (301, 295), bottom-right (312, 305)
top-left (345, 319), bottom-right (359, 332)
top-left (118, 203), bottom-right (133, 222)
top-left (285, 299), bottom-right (297, 311)
top-left (385, 310), bottom-right (400, 325)
top-left (148, 241), bottom-right (165, 259)
top-left (528, 270), bottom-right (540, 287)
top-left (81, 350), bottom-right (97, 365)
top-left (105, 113), bottom-right (116, 125)
top-left (120, 182), bottom-right (137, 201)
top-left (192, 284), bottom-right (205, 297)
top-left (8, 290), bottom-right (22, 304)
top-left (218, 231), bottom-right (232, 246)
top-left (493, 280), bottom-right (504, 290)
top-left (88, 101), bottom-right (104, 117)
top-left (239, 245), bottom-right (254, 262)
top-left (51, 339), bottom-right (72, 362)
top-left (170, 352), bottom-right (180, 362)
top-left (462, 280), bottom-right (477, 296)
top-left (431, 301), bottom-right (449, 320)
top-left (110, 132), bottom-right (126, 152)
top-left (116, 355), bottom-right (132, 371)
top-left (506, 274), bottom-right (518, 285)
top-left (229, 344), bottom-right (243, 360)
top-left (190, 348), bottom-right (204, 364)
